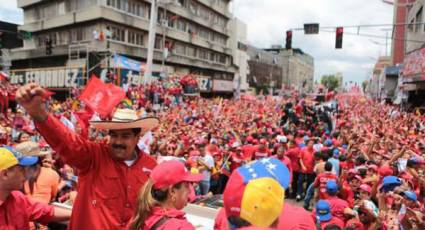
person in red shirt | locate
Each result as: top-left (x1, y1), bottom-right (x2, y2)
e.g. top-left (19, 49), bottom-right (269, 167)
top-left (314, 200), bottom-right (345, 230)
top-left (0, 147), bottom-right (71, 229)
top-left (253, 139), bottom-right (270, 160)
top-left (314, 162), bottom-right (338, 200)
top-left (286, 140), bottom-right (302, 198)
top-left (299, 139), bottom-right (316, 200)
top-left (129, 160), bottom-right (202, 230)
top-left (16, 83), bottom-right (159, 230)
top-left (323, 180), bottom-right (350, 223)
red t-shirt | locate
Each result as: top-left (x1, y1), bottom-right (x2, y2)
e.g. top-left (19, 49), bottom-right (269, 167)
top-left (273, 155), bottom-right (293, 183)
top-left (300, 147), bottom-right (315, 174)
top-left (326, 196), bottom-right (350, 223)
top-left (278, 203), bottom-right (316, 230)
top-left (314, 172), bottom-right (338, 199)
top-left (286, 147), bottom-right (301, 172)
top-left (242, 144), bottom-right (257, 160)
top-left (254, 148), bottom-right (271, 160)
top-left (320, 217), bottom-right (345, 229)
top-left (0, 191), bottom-right (54, 230)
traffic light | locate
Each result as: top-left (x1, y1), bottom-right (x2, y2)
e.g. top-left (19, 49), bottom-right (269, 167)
top-left (335, 27), bottom-right (343, 49)
top-left (285, 30), bottom-right (292, 49)
top-left (45, 38), bottom-right (52, 55)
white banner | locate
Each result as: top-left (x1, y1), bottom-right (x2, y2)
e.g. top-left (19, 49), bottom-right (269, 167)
top-left (213, 79), bottom-right (233, 92)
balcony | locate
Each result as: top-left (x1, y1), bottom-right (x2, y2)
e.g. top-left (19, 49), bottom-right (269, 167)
top-left (17, 0), bottom-right (45, 8)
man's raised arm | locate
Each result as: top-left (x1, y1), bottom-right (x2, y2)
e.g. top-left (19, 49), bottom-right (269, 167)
top-left (16, 83), bottom-right (99, 172)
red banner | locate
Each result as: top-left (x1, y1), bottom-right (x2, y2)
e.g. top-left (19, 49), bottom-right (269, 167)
top-left (79, 76), bottom-right (126, 117)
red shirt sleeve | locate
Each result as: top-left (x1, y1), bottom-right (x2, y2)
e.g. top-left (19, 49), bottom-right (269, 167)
top-left (35, 114), bottom-right (102, 173)
top-left (20, 192), bottom-right (54, 224)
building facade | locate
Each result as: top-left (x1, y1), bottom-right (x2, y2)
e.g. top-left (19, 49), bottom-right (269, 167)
top-left (401, 0), bottom-right (425, 107)
top-left (246, 45), bottom-right (283, 95)
top-left (0, 21), bottom-right (24, 73)
top-left (10, 0), bottom-right (236, 92)
top-left (262, 47), bottom-right (314, 93)
top-left (229, 18), bottom-right (249, 96)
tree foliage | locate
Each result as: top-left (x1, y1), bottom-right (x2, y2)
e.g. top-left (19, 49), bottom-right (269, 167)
top-left (320, 75), bottom-right (341, 91)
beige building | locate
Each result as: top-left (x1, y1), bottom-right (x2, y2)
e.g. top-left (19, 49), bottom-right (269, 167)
top-left (264, 47), bottom-right (314, 92)
top-left (10, 0), bottom-right (236, 91)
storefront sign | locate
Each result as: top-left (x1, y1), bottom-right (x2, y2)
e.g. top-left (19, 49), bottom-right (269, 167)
top-left (197, 77), bottom-right (212, 92)
top-left (9, 68), bottom-right (84, 88)
top-left (213, 80), bottom-right (234, 92)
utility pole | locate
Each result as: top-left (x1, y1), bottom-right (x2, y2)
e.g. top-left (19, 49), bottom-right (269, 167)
top-left (144, 0), bottom-right (158, 85)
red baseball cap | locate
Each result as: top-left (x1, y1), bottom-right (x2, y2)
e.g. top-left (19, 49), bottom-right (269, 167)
top-left (151, 160), bottom-right (203, 189)
top-left (378, 165), bottom-right (393, 177)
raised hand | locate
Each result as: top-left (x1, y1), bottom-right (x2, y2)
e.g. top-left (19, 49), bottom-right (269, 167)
top-left (15, 83), bottom-right (48, 122)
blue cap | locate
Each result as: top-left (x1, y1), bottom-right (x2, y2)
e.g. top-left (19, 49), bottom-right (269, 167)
top-left (325, 130), bottom-right (331, 135)
top-left (303, 135), bottom-right (310, 141)
top-left (324, 139), bottom-right (333, 147)
top-left (402, 191), bottom-right (417, 202)
top-left (380, 176), bottom-right (402, 192)
top-left (333, 148), bottom-right (340, 157)
top-left (3, 146), bottom-right (39, 167)
top-left (326, 180), bottom-right (339, 194)
top-left (316, 200), bottom-right (331, 222)
top-left (342, 144), bottom-right (348, 150)
top-left (299, 143), bottom-right (306, 148)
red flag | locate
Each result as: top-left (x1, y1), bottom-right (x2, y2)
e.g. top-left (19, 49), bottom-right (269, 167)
top-left (79, 75), bottom-right (126, 117)
top-left (73, 107), bottom-right (94, 139)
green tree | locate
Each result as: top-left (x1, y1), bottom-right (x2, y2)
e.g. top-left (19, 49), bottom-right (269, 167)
top-left (362, 80), bottom-right (369, 93)
top-left (320, 75), bottom-right (341, 91)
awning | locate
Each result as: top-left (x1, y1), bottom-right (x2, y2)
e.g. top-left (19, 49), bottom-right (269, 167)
top-left (402, 47), bottom-right (425, 77)
top-left (385, 66), bottom-right (400, 75)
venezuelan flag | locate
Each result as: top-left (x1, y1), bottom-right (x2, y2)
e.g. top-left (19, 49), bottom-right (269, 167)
top-left (121, 98), bottom-right (133, 108)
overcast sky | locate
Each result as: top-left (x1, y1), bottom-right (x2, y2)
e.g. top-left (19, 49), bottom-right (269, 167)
top-left (1, 0), bottom-right (394, 83)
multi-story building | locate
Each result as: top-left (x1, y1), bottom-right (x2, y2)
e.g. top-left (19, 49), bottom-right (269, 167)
top-left (229, 18), bottom-right (249, 96)
top-left (0, 21), bottom-right (24, 73)
top-left (370, 56), bottom-right (391, 100)
top-left (10, 0), bottom-right (236, 93)
top-left (263, 46), bottom-right (314, 93)
top-left (246, 45), bottom-right (283, 95)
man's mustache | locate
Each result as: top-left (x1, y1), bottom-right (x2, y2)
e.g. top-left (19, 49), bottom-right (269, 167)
top-left (112, 145), bottom-right (126, 149)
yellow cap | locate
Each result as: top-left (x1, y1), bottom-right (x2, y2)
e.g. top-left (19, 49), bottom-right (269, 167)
top-left (0, 148), bottom-right (19, 171)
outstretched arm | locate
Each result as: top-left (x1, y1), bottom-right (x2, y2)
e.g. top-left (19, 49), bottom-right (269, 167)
top-left (16, 84), bottom-right (100, 173)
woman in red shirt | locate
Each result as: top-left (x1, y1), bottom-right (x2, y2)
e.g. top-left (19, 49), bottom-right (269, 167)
top-left (129, 160), bottom-right (203, 230)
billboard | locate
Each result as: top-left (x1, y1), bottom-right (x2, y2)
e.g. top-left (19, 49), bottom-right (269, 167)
top-left (9, 67), bottom-right (84, 88)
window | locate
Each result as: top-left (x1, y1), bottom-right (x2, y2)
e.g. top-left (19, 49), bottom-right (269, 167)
top-left (174, 42), bottom-right (186, 55)
top-left (186, 46), bottom-right (195, 57)
top-left (177, 19), bottom-right (187, 32)
top-left (408, 19), bottom-right (414, 32)
top-left (416, 7), bottom-right (423, 32)
top-left (155, 37), bottom-right (163, 49)
top-left (128, 31), bottom-right (143, 46)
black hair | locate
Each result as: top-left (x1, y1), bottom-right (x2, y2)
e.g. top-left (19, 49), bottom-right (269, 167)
top-left (322, 152), bottom-right (330, 161)
top-left (339, 154), bottom-right (347, 162)
top-left (325, 162), bottom-right (333, 171)
top-left (132, 128), bottom-right (142, 135)
top-left (344, 227), bottom-right (356, 230)
top-left (314, 152), bottom-right (322, 160)
top-left (324, 224), bottom-right (342, 230)
top-left (355, 156), bottom-right (366, 165)
top-left (358, 168), bottom-right (367, 178)
top-left (227, 216), bottom-right (251, 228)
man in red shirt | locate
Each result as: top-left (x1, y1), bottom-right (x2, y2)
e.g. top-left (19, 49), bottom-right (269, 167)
top-left (314, 162), bottom-right (338, 200)
top-left (0, 147), bottom-right (71, 229)
top-left (299, 139), bottom-right (316, 201)
top-left (253, 139), bottom-right (270, 160)
top-left (286, 140), bottom-right (302, 198)
top-left (314, 200), bottom-right (345, 230)
top-left (16, 84), bottom-right (159, 229)
top-left (323, 180), bottom-right (350, 223)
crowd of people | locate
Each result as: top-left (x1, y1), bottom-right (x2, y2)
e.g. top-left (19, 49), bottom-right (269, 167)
top-left (0, 75), bottom-right (425, 229)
